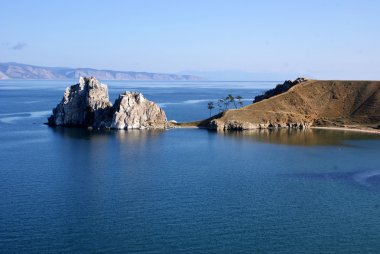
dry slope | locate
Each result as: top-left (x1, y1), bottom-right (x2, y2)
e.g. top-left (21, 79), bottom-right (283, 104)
top-left (203, 79), bottom-right (380, 131)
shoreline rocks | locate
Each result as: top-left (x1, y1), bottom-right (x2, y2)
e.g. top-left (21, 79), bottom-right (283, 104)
top-left (48, 77), bottom-right (168, 130)
top-left (208, 119), bottom-right (311, 131)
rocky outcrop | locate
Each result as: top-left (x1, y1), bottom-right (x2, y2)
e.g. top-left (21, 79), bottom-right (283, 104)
top-left (208, 119), bottom-right (311, 131)
top-left (253, 77), bottom-right (308, 103)
top-left (48, 77), bottom-right (168, 130)
top-left (111, 92), bottom-right (167, 129)
top-left (48, 77), bottom-right (113, 128)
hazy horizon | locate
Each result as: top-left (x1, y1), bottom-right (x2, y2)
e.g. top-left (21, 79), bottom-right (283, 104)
top-left (1, 0), bottom-right (380, 80)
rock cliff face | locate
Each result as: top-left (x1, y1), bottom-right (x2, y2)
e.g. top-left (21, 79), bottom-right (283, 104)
top-left (48, 77), bottom-right (167, 129)
top-left (111, 92), bottom-right (167, 129)
top-left (48, 77), bottom-right (113, 128)
top-left (208, 119), bottom-right (310, 131)
top-left (199, 79), bottom-right (380, 131)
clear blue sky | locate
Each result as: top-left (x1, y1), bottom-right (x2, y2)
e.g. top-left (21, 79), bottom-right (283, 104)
top-left (1, 0), bottom-right (379, 79)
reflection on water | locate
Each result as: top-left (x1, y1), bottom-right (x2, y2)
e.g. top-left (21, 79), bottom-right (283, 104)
top-left (49, 127), bottom-right (167, 169)
top-left (50, 127), bottom-right (380, 147)
top-left (50, 126), bottom-right (165, 142)
top-left (115, 129), bottom-right (165, 143)
top-left (222, 128), bottom-right (380, 146)
top-left (49, 126), bottom-right (114, 140)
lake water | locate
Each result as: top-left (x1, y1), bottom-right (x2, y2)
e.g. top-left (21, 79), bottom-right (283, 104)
top-left (1, 80), bottom-right (380, 253)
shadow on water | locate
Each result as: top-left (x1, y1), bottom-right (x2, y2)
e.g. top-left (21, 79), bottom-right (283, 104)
top-left (220, 128), bottom-right (380, 147)
top-left (48, 126), bottom-right (165, 141)
top-left (48, 126), bottom-right (380, 147)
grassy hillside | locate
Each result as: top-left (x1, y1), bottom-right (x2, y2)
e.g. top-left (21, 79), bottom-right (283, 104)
top-left (194, 79), bottom-right (380, 130)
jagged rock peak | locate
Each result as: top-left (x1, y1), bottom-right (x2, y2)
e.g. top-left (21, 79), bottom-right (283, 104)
top-left (111, 91), bottom-right (167, 129)
top-left (48, 77), bottom-right (112, 128)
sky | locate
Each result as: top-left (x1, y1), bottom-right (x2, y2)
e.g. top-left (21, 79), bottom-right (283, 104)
top-left (1, 0), bottom-right (380, 80)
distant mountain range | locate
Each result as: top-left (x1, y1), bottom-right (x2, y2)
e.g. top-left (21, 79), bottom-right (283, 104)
top-left (178, 70), bottom-right (299, 81)
top-left (0, 62), bottom-right (202, 81)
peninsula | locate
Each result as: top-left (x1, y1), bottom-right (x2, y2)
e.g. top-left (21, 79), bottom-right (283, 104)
top-left (187, 78), bottom-right (380, 133)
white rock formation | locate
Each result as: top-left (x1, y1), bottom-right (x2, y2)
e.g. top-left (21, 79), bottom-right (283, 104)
top-left (48, 77), bottom-right (168, 129)
top-left (111, 92), bottom-right (167, 129)
top-left (48, 77), bottom-right (112, 128)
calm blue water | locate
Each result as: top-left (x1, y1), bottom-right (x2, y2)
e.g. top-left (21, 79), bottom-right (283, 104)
top-left (0, 80), bottom-right (380, 253)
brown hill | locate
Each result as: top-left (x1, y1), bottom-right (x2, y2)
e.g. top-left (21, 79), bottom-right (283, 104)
top-left (195, 79), bottom-right (380, 131)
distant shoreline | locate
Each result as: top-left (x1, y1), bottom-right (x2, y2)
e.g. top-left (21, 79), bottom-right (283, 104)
top-left (0, 62), bottom-right (203, 81)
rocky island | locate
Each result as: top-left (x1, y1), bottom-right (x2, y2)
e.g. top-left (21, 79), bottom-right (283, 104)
top-left (48, 77), bottom-right (168, 129)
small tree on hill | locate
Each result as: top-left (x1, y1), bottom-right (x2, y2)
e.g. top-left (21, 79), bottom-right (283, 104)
top-left (217, 99), bottom-right (224, 112)
top-left (208, 94), bottom-right (244, 115)
top-left (207, 101), bottom-right (215, 117)
top-left (236, 95), bottom-right (243, 108)
top-left (223, 98), bottom-right (230, 110)
top-left (226, 94), bottom-right (237, 108)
